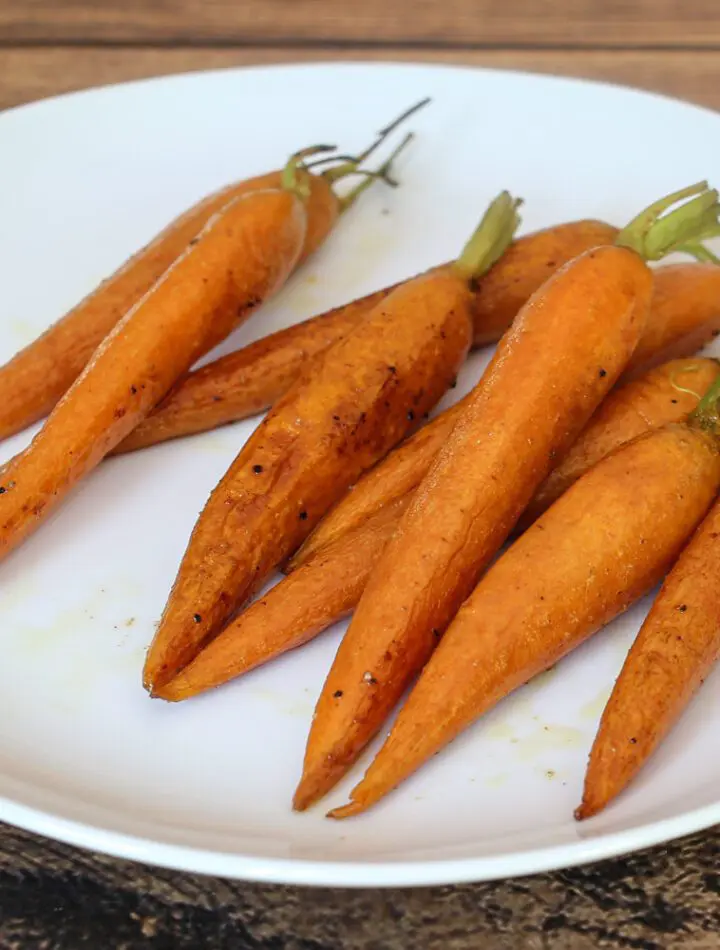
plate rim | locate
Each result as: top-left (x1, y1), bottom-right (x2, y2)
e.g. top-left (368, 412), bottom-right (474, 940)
top-left (2, 58), bottom-right (719, 887)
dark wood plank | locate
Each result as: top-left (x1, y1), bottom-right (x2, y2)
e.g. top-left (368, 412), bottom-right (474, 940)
top-left (1, 0), bottom-right (719, 47)
top-left (2, 47), bottom-right (720, 114)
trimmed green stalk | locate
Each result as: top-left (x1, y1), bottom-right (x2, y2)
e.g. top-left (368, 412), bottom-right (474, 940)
top-left (453, 191), bottom-right (524, 284)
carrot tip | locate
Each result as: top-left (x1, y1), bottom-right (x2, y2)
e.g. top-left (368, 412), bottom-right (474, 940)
top-left (573, 801), bottom-right (596, 821)
top-left (326, 801), bottom-right (364, 820)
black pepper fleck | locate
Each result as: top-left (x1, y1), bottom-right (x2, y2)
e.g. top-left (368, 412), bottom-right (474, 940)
top-left (388, 365), bottom-right (397, 374)
top-left (630, 737), bottom-right (637, 744)
top-left (432, 628), bottom-right (441, 639)
top-left (671, 399), bottom-right (678, 404)
top-left (130, 385), bottom-right (137, 395)
top-left (299, 510), bottom-right (308, 521)
top-left (333, 690), bottom-right (344, 698)
top-left (450, 377), bottom-right (458, 389)
top-left (677, 604), bottom-right (688, 612)
top-left (193, 613), bottom-right (202, 623)
top-left (253, 464), bottom-right (263, 474)
top-left (407, 410), bottom-right (415, 421)
top-left (0, 487), bottom-right (5, 495)
top-left (599, 368), bottom-right (607, 378)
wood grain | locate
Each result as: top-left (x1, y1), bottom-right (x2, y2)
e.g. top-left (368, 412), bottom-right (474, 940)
top-left (2, 47), bottom-right (720, 113)
top-left (1, 0), bottom-right (719, 47)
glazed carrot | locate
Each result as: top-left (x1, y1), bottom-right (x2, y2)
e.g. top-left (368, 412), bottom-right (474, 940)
top-left (520, 357), bottom-right (720, 528)
top-left (577, 380), bottom-right (720, 819)
top-left (157, 497), bottom-right (410, 701)
top-left (290, 268), bottom-right (720, 570)
top-left (333, 417), bottom-right (720, 818)
top-left (0, 174), bottom-right (313, 563)
top-left (621, 262), bottom-right (720, 379)
top-left (294, 183), bottom-right (720, 811)
top-left (143, 192), bottom-right (521, 693)
top-left (0, 102), bottom-right (425, 442)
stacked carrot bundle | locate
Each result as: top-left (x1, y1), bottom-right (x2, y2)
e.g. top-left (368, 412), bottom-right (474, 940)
top-left (3, 100), bottom-right (720, 822)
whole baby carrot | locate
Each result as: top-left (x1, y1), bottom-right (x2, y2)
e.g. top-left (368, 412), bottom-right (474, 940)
top-left (294, 182), bottom-right (720, 811)
top-left (577, 380), bottom-right (720, 819)
top-left (0, 156), bottom-right (332, 563)
top-left (142, 192), bottom-right (522, 693)
top-left (0, 102), bottom-right (424, 442)
top-left (333, 402), bottom-right (720, 818)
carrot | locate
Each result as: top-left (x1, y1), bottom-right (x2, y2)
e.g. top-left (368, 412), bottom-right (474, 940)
top-left (291, 267), bottom-right (720, 571)
top-left (577, 380), bottom-right (720, 819)
top-left (520, 357), bottom-right (720, 528)
top-left (142, 191), bottom-right (522, 693)
top-left (157, 496), bottom-right (410, 701)
top-left (0, 164), bottom-right (321, 564)
top-left (621, 261), bottom-right (720, 379)
top-left (0, 102), bottom-right (425, 442)
top-left (332, 416), bottom-right (720, 818)
top-left (111, 219), bottom-right (618, 454)
top-left (293, 182), bottom-right (720, 811)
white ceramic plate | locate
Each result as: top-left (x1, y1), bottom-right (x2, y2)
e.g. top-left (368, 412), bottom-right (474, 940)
top-left (1, 62), bottom-right (720, 888)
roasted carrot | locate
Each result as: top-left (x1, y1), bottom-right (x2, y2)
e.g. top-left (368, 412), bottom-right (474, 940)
top-left (157, 497), bottom-right (410, 701)
top-left (621, 262), bottom-right (720, 379)
top-left (520, 357), bottom-right (720, 528)
top-left (143, 192), bottom-right (522, 693)
top-left (0, 167), bottom-right (317, 563)
top-left (294, 183), bottom-right (720, 811)
top-left (577, 379), bottom-right (720, 819)
top-left (0, 102), bottom-right (424, 442)
top-left (332, 415), bottom-right (720, 818)
top-left (291, 267), bottom-right (720, 570)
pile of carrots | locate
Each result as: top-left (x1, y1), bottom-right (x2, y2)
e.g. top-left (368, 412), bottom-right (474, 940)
top-left (4, 97), bottom-right (720, 824)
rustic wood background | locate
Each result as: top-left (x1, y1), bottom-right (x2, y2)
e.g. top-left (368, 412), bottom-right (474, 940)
top-left (1, 0), bottom-right (720, 112)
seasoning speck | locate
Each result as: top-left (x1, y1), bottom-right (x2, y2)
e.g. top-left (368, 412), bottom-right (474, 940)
top-left (333, 690), bottom-right (344, 698)
top-left (598, 368), bottom-right (607, 378)
top-left (0, 487), bottom-right (5, 495)
top-left (252, 464), bottom-right (263, 474)
top-left (407, 410), bottom-right (415, 421)
top-left (671, 399), bottom-right (678, 404)
top-left (193, 613), bottom-right (202, 623)
top-left (677, 604), bottom-right (688, 612)
top-left (363, 671), bottom-right (378, 685)
top-left (630, 737), bottom-right (637, 744)
top-left (299, 510), bottom-right (308, 521)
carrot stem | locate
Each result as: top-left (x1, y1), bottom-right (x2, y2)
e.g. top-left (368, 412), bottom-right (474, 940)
top-left (453, 191), bottom-right (523, 284)
top-left (338, 132), bottom-right (413, 211)
top-left (615, 181), bottom-right (720, 261)
top-left (281, 145), bottom-right (337, 199)
top-left (689, 371), bottom-right (720, 431)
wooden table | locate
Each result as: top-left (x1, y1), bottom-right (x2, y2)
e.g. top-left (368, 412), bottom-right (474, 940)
top-left (2, 3), bottom-right (720, 948)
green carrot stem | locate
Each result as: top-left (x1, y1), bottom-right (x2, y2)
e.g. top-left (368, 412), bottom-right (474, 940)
top-left (338, 132), bottom-right (414, 211)
top-left (616, 181), bottom-right (720, 261)
top-left (453, 192), bottom-right (523, 284)
top-left (281, 145), bottom-right (338, 199)
top-left (323, 97), bottom-right (430, 185)
top-left (689, 371), bottom-right (720, 432)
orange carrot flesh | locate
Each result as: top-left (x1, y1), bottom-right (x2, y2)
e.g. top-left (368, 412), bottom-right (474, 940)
top-left (293, 245), bottom-right (653, 811)
top-left (112, 220), bottom-right (620, 455)
top-left (577, 495), bottom-right (720, 820)
top-left (332, 422), bottom-right (720, 818)
top-left (0, 187), bottom-right (307, 563)
top-left (156, 497), bottom-right (409, 702)
top-left (142, 270), bottom-right (474, 693)
top-left (521, 357), bottom-right (720, 528)
top-left (0, 173), bottom-right (336, 443)
top-left (621, 262), bottom-right (720, 380)
top-left (112, 288), bottom-right (385, 454)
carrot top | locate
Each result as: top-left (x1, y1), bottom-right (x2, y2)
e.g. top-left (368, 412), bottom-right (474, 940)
top-left (689, 369), bottom-right (720, 432)
top-left (453, 191), bottom-right (524, 284)
top-left (281, 97), bottom-right (430, 210)
top-left (615, 181), bottom-right (720, 262)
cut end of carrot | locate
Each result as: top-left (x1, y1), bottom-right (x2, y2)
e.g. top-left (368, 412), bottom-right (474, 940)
top-left (573, 800), bottom-right (599, 821)
top-left (326, 800), bottom-right (366, 820)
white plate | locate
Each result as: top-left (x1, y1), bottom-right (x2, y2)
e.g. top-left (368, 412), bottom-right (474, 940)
top-left (1, 62), bottom-right (720, 888)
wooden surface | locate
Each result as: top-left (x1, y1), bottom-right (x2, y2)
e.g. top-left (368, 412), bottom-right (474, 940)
top-left (2, 3), bottom-right (720, 948)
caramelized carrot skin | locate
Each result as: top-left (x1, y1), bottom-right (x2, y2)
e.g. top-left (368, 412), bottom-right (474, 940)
top-left (335, 423), bottom-right (720, 817)
top-left (113, 290), bottom-right (383, 454)
top-left (114, 220), bottom-right (621, 455)
top-left (157, 497), bottom-right (408, 701)
top-left (0, 173), bottom-right (337, 442)
top-left (523, 357), bottom-right (720, 527)
top-left (578, 492), bottom-right (720, 820)
top-left (294, 245), bottom-right (653, 811)
top-left (622, 262), bottom-right (720, 379)
top-left (0, 188), bottom-right (306, 563)
top-left (143, 271), bottom-right (473, 693)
